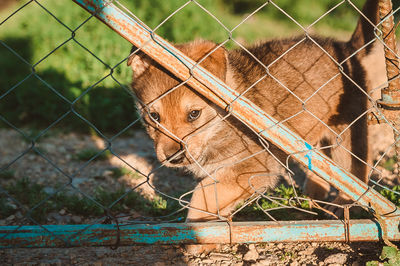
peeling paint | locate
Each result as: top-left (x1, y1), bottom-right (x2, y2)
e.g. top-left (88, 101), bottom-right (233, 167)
top-left (0, 220), bottom-right (398, 247)
top-left (305, 142), bottom-right (313, 170)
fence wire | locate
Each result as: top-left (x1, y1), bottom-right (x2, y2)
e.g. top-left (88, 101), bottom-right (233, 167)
top-left (0, 0), bottom-right (399, 247)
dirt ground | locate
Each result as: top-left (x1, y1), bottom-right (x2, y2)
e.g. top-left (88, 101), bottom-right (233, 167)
top-left (0, 125), bottom-right (398, 265)
top-left (0, 241), bottom-right (391, 265)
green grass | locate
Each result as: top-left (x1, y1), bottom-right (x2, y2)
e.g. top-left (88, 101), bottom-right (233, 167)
top-left (0, 169), bottom-right (15, 180)
top-left (73, 148), bottom-right (112, 161)
top-left (367, 246), bottom-right (400, 266)
top-left (3, 178), bottom-right (50, 222)
top-left (109, 167), bottom-right (143, 180)
top-left (381, 156), bottom-right (398, 172)
top-left (234, 184), bottom-right (315, 221)
top-left (0, 1), bottom-right (139, 133)
top-left (1, 0), bottom-right (374, 133)
top-left (2, 178), bottom-right (400, 224)
top-left (1, 178), bottom-right (180, 223)
top-left (380, 185), bottom-right (400, 206)
top-left (235, 183), bottom-right (400, 221)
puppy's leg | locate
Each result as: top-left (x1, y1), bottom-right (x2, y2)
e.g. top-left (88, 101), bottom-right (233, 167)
top-left (331, 126), bottom-right (369, 205)
top-left (303, 170), bottom-right (330, 201)
top-left (303, 130), bottom-right (354, 209)
top-left (186, 153), bottom-right (282, 221)
top-left (329, 133), bottom-right (354, 205)
top-left (184, 168), bottom-right (249, 255)
top-left (186, 168), bottom-right (250, 222)
top-left (303, 136), bottom-right (332, 201)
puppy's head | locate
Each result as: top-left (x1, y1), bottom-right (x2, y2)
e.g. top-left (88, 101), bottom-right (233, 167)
top-left (128, 40), bottom-right (228, 168)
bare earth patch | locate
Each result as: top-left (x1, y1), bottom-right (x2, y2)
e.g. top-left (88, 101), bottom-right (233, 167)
top-left (0, 241), bottom-right (389, 265)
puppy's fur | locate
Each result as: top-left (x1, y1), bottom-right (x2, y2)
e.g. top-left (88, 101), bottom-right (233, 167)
top-left (128, 0), bottom-right (380, 221)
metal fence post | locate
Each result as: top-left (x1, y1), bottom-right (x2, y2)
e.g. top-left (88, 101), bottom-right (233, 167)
top-left (377, 0), bottom-right (400, 171)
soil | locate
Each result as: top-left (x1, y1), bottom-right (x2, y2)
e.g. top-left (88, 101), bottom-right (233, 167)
top-left (0, 241), bottom-right (390, 265)
top-left (0, 125), bottom-right (398, 265)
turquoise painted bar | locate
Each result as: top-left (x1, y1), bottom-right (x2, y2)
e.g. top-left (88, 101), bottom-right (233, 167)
top-left (0, 220), bottom-right (395, 248)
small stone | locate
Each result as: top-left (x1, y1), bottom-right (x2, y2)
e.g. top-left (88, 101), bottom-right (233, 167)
top-left (153, 262), bottom-right (166, 266)
top-left (7, 202), bottom-right (18, 210)
top-left (15, 211), bottom-right (23, 219)
top-left (44, 187), bottom-right (56, 194)
top-left (71, 177), bottom-right (88, 186)
top-left (299, 247), bottom-right (314, 256)
top-left (243, 248), bottom-right (259, 262)
top-left (48, 212), bottom-right (63, 222)
top-left (94, 250), bottom-right (104, 259)
top-left (6, 215), bottom-right (15, 221)
top-left (103, 170), bottom-right (114, 178)
top-left (255, 255), bottom-right (279, 265)
top-left (59, 209), bottom-right (66, 215)
top-left (277, 243), bottom-right (284, 249)
top-left (209, 252), bottom-right (231, 261)
top-left (324, 253), bottom-right (348, 265)
top-left (311, 242), bottom-right (318, 247)
top-left (201, 259), bottom-right (214, 264)
top-left (58, 146), bottom-right (66, 153)
top-left (290, 261), bottom-right (299, 266)
top-left (71, 216), bottom-right (82, 223)
top-left (248, 244), bottom-right (256, 250)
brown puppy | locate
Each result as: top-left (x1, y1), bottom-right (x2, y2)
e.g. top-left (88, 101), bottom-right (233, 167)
top-left (128, 0), bottom-right (380, 221)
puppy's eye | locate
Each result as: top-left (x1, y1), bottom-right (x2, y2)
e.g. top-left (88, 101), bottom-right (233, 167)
top-left (188, 109), bottom-right (201, 122)
top-left (149, 112), bottom-right (160, 122)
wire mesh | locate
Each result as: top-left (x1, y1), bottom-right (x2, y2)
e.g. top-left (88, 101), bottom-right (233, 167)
top-left (0, 0), bottom-right (399, 247)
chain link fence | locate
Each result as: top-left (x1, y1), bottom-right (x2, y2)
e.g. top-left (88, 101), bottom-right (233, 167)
top-left (0, 0), bottom-right (399, 247)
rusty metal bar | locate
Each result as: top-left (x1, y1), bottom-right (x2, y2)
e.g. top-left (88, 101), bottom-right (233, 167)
top-left (378, 0), bottom-right (400, 171)
top-left (71, 0), bottom-right (400, 221)
top-left (1, 219), bottom-right (398, 248)
top-left (379, 0), bottom-right (400, 95)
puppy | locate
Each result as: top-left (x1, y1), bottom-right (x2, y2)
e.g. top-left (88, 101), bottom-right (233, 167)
top-left (128, 0), bottom-right (381, 221)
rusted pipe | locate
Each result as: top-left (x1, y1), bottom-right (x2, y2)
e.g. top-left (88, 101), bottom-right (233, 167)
top-left (378, 0), bottom-right (400, 172)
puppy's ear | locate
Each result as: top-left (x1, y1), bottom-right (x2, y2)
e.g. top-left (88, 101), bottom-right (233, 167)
top-left (127, 46), bottom-right (152, 79)
top-left (177, 40), bottom-right (228, 82)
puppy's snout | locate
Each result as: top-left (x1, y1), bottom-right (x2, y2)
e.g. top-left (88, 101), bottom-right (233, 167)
top-left (157, 139), bottom-right (186, 165)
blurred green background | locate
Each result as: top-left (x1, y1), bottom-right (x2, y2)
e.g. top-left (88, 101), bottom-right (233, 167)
top-left (0, 0), bottom-right (396, 135)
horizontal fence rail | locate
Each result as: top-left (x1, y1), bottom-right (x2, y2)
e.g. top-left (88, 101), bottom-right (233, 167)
top-left (0, 0), bottom-right (400, 248)
top-left (0, 220), bottom-right (393, 248)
